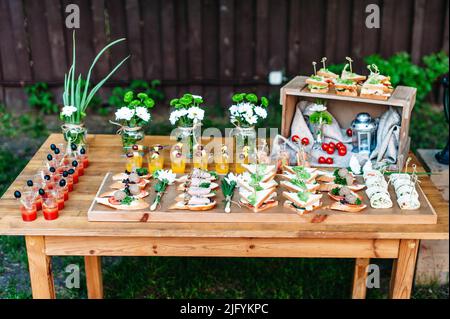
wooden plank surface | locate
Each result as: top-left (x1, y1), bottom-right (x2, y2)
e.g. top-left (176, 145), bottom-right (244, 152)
top-left (44, 236), bottom-right (400, 258)
top-left (352, 258), bottom-right (370, 299)
top-left (84, 256), bottom-right (103, 299)
top-left (0, 134), bottom-right (448, 239)
top-left (25, 236), bottom-right (55, 299)
top-left (390, 239), bottom-right (420, 298)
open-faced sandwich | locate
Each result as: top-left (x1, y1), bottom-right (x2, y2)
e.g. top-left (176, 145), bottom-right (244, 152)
top-left (239, 188), bottom-right (278, 213)
top-left (170, 196), bottom-right (217, 211)
top-left (177, 168), bottom-right (217, 184)
top-left (100, 182), bottom-right (149, 199)
top-left (317, 57), bottom-right (339, 80)
top-left (327, 186), bottom-right (367, 213)
top-left (110, 172), bottom-right (150, 190)
top-left (96, 189), bottom-right (149, 210)
top-left (282, 191), bottom-right (323, 214)
top-left (305, 75), bottom-right (330, 93)
top-left (318, 168), bottom-right (365, 192)
top-left (113, 168), bottom-right (151, 181)
top-left (334, 78), bottom-right (358, 97)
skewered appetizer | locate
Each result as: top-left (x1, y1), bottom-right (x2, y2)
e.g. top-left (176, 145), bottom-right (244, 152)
top-left (390, 173), bottom-right (421, 210)
top-left (334, 78), bottom-right (358, 97)
top-left (341, 63), bottom-right (366, 84)
top-left (279, 166), bottom-right (320, 193)
top-left (362, 165), bottom-right (392, 209)
top-left (305, 75), bottom-right (330, 93)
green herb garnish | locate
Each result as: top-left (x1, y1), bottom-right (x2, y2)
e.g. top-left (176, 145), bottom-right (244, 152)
top-left (290, 179), bottom-right (307, 190)
top-left (292, 166), bottom-right (311, 180)
top-left (248, 193), bottom-right (257, 206)
top-left (355, 198), bottom-right (362, 205)
top-left (136, 167), bottom-right (148, 176)
top-left (199, 182), bottom-right (211, 188)
top-left (331, 187), bottom-right (341, 196)
top-left (297, 191), bottom-right (310, 203)
top-left (333, 169), bottom-right (348, 186)
top-left (121, 196), bottom-right (135, 205)
top-left (209, 171), bottom-right (218, 179)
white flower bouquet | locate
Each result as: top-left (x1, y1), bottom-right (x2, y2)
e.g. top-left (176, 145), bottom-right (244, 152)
top-left (113, 91), bottom-right (155, 147)
top-left (229, 93), bottom-right (269, 127)
top-left (150, 169), bottom-right (177, 211)
top-left (169, 94), bottom-right (206, 158)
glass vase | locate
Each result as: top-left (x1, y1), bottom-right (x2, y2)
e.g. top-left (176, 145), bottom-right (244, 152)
top-left (62, 123), bottom-right (88, 150)
top-left (312, 122), bottom-right (325, 149)
top-left (231, 126), bottom-right (256, 172)
top-left (121, 126), bottom-right (145, 148)
top-left (176, 125), bottom-right (201, 159)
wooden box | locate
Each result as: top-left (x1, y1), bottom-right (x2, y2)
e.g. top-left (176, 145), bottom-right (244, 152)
top-left (280, 76), bottom-right (417, 170)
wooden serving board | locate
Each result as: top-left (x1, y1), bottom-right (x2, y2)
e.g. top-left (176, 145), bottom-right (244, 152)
top-left (87, 172), bottom-right (437, 225)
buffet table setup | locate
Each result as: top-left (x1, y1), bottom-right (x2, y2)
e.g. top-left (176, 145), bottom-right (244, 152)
top-left (0, 38), bottom-right (448, 299)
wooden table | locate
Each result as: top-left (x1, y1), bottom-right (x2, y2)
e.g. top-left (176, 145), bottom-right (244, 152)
top-left (0, 134), bottom-right (448, 299)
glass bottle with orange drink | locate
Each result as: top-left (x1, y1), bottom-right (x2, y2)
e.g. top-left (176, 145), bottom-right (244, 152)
top-left (193, 144), bottom-right (208, 170)
top-left (235, 145), bottom-right (250, 174)
top-left (148, 145), bottom-right (165, 174)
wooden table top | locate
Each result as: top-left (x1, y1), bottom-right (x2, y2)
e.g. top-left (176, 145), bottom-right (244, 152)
top-left (0, 134), bottom-right (448, 240)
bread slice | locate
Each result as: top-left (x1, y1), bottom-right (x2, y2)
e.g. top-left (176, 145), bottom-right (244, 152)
top-left (329, 201), bottom-right (367, 213)
top-left (280, 180), bottom-right (320, 193)
top-left (96, 197), bottom-right (149, 210)
top-left (317, 69), bottom-right (338, 79)
top-left (282, 191), bottom-right (323, 210)
top-left (239, 188), bottom-right (277, 209)
top-left (283, 166), bottom-right (317, 175)
top-left (241, 164), bottom-right (277, 182)
top-left (240, 200), bottom-right (279, 213)
top-left (169, 200), bottom-right (217, 211)
top-left (279, 171), bottom-right (318, 184)
top-left (175, 192), bottom-right (215, 201)
top-left (319, 183), bottom-right (365, 192)
top-left (283, 201), bottom-right (322, 215)
top-left (177, 182), bottom-right (219, 191)
top-left (99, 189), bottom-right (149, 199)
top-left (110, 179), bottom-right (149, 190)
top-left (238, 179), bottom-right (278, 192)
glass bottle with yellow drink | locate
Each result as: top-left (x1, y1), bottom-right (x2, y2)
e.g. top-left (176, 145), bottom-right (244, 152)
top-left (147, 145), bottom-right (165, 174)
top-left (215, 145), bottom-right (229, 175)
top-left (124, 144), bottom-right (144, 173)
top-left (170, 142), bottom-right (186, 174)
top-left (235, 145), bottom-right (250, 174)
top-left (193, 144), bottom-right (208, 171)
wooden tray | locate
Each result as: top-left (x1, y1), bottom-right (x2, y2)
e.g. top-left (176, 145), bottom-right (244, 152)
top-left (87, 172), bottom-right (437, 225)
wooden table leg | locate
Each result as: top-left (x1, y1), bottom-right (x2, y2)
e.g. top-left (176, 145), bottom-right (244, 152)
top-left (390, 239), bottom-right (420, 299)
top-left (25, 236), bottom-right (56, 299)
top-left (85, 256), bottom-right (104, 299)
top-left (352, 258), bottom-right (370, 299)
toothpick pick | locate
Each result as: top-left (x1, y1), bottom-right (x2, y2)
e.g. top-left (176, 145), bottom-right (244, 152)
top-left (404, 157), bottom-right (412, 174)
top-left (346, 57), bottom-right (353, 73)
top-left (312, 62), bottom-right (317, 75)
top-left (321, 57), bottom-right (327, 70)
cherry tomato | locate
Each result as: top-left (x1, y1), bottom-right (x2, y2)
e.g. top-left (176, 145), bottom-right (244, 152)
top-left (346, 128), bottom-right (353, 137)
top-left (336, 142), bottom-right (344, 148)
top-left (326, 146), bottom-right (335, 155)
top-left (291, 135), bottom-right (300, 142)
top-left (326, 157), bottom-right (334, 165)
top-left (322, 143), bottom-right (329, 152)
top-left (318, 157), bottom-right (326, 164)
top-left (328, 142), bottom-right (335, 149)
top-left (301, 137), bottom-right (310, 146)
top-left (108, 197), bottom-right (121, 205)
top-left (338, 148), bottom-right (347, 156)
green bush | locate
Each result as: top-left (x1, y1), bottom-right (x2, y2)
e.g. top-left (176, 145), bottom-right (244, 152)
top-left (0, 104), bottom-right (47, 138)
top-left (25, 82), bottom-right (58, 114)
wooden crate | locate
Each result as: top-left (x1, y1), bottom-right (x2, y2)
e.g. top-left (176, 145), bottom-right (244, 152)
top-left (280, 76), bottom-right (417, 170)
top-left (88, 172), bottom-right (437, 225)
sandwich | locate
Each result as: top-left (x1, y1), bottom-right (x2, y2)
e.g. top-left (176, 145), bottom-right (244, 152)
top-left (110, 172), bottom-right (150, 190)
top-left (282, 191), bottom-right (323, 214)
top-left (317, 68), bottom-right (339, 80)
top-left (280, 166), bottom-right (318, 184)
top-left (96, 189), bottom-right (149, 210)
top-left (341, 63), bottom-right (366, 84)
top-left (360, 67), bottom-right (394, 100)
top-left (170, 196), bottom-right (217, 211)
top-left (237, 172), bottom-right (278, 192)
top-left (113, 168), bottom-right (151, 181)
top-left (280, 179), bottom-right (320, 193)
top-left (100, 182), bottom-right (149, 199)
top-left (305, 75), bottom-right (330, 93)
top-left (318, 168), bottom-right (365, 192)
top-left (334, 78), bottom-right (358, 97)
top-left (239, 188), bottom-right (278, 213)
top-left (241, 164), bottom-right (277, 183)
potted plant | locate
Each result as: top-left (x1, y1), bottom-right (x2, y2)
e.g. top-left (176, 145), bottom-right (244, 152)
top-left (169, 93), bottom-right (205, 158)
top-left (228, 93), bottom-right (268, 172)
top-left (60, 31), bottom-right (129, 152)
top-left (112, 91), bottom-right (155, 148)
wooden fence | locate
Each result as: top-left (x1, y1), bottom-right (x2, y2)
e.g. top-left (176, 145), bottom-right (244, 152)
top-left (0, 0), bottom-right (448, 112)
